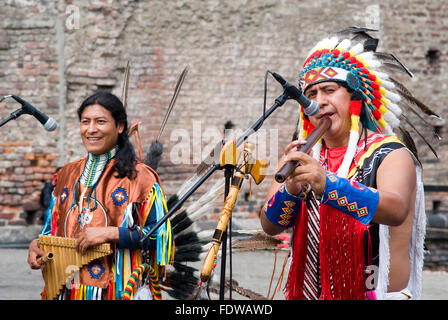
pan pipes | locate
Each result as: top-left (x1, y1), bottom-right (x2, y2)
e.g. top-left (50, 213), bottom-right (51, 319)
top-left (37, 234), bottom-right (112, 300)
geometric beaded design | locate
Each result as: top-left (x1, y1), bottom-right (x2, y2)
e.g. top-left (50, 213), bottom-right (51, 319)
top-left (278, 200), bottom-right (297, 226)
top-left (326, 188), bottom-right (369, 218)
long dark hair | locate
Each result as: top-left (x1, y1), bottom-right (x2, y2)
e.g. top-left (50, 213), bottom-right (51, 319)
top-left (77, 91), bottom-right (137, 179)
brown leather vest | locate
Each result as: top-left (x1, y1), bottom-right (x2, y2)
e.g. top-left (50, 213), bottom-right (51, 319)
top-left (52, 157), bottom-right (161, 289)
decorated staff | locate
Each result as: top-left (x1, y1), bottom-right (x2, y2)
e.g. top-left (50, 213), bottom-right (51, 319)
top-left (200, 141), bottom-right (267, 283)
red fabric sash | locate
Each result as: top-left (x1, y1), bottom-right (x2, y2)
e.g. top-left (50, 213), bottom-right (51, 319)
top-left (285, 204), bottom-right (308, 300)
top-left (319, 204), bottom-right (369, 299)
top-left (286, 203), bottom-right (369, 300)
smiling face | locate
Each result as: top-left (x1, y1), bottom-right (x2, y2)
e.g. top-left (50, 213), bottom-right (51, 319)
top-left (80, 104), bottom-right (124, 155)
top-left (304, 81), bottom-right (353, 147)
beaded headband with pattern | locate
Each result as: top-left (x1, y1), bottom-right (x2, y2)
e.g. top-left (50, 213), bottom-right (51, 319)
top-left (296, 27), bottom-right (441, 178)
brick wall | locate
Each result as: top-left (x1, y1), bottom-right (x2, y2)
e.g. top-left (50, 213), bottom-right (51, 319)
top-left (0, 1), bottom-right (60, 225)
top-left (0, 0), bottom-right (447, 227)
top-left (425, 228), bottom-right (448, 271)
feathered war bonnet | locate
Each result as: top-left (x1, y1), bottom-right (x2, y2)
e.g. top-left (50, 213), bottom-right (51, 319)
top-left (296, 26), bottom-right (441, 178)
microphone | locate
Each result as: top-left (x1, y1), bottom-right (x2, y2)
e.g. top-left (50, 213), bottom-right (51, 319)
top-left (271, 71), bottom-right (319, 116)
top-left (10, 95), bottom-right (58, 131)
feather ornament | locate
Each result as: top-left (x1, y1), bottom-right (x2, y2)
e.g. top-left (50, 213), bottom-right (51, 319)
top-left (298, 27), bottom-right (442, 164)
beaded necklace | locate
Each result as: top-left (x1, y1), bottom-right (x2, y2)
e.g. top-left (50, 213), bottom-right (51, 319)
top-left (72, 146), bottom-right (118, 213)
top-left (80, 146), bottom-right (117, 187)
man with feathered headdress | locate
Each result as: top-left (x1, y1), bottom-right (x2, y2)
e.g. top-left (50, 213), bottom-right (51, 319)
top-left (260, 27), bottom-right (440, 300)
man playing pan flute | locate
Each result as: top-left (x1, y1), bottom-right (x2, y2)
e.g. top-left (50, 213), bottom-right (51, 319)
top-left (260, 27), bottom-right (440, 300)
top-left (28, 91), bottom-right (172, 300)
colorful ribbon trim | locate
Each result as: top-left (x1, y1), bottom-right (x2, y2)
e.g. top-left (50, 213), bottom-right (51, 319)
top-left (113, 183), bottom-right (172, 300)
top-left (122, 263), bottom-right (161, 300)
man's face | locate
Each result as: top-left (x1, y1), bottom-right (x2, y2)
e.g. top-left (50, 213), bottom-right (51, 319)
top-left (304, 81), bottom-right (352, 144)
top-left (80, 104), bottom-right (124, 155)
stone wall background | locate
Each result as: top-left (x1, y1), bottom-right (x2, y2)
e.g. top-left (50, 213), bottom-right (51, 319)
top-left (0, 0), bottom-right (446, 265)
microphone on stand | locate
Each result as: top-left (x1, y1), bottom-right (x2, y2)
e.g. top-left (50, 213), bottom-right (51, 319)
top-left (270, 71), bottom-right (319, 116)
top-left (8, 95), bottom-right (58, 131)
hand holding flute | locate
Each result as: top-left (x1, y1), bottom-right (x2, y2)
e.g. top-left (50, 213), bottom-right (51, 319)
top-left (275, 117), bottom-right (331, 196)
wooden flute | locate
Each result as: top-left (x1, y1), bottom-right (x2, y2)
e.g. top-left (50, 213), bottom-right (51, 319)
top-left (275, 117), bottom-right (331, 183)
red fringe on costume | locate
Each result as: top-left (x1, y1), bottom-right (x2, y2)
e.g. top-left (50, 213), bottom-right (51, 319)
top-left (285, 205), bottom-right (308, 300)
top-left (320, 204), bottom-right (370, 299)
top-left (285, 203), bottom-right (370, 300)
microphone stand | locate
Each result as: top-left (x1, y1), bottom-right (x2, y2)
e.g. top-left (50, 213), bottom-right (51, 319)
top-left (0, 108), bottom-right (25, 129)
top-left (0, 95), bottom-right (25, 129)
top-left (136, 90), bottom-right (290, 300)
top-left (140, 91), bottom-right (289, 245)
top-left (140, 90), bottom-right (289, 299)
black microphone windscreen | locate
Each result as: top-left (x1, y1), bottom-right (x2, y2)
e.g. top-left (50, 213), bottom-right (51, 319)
top-left (271, 72), bottom-right (286, 86)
